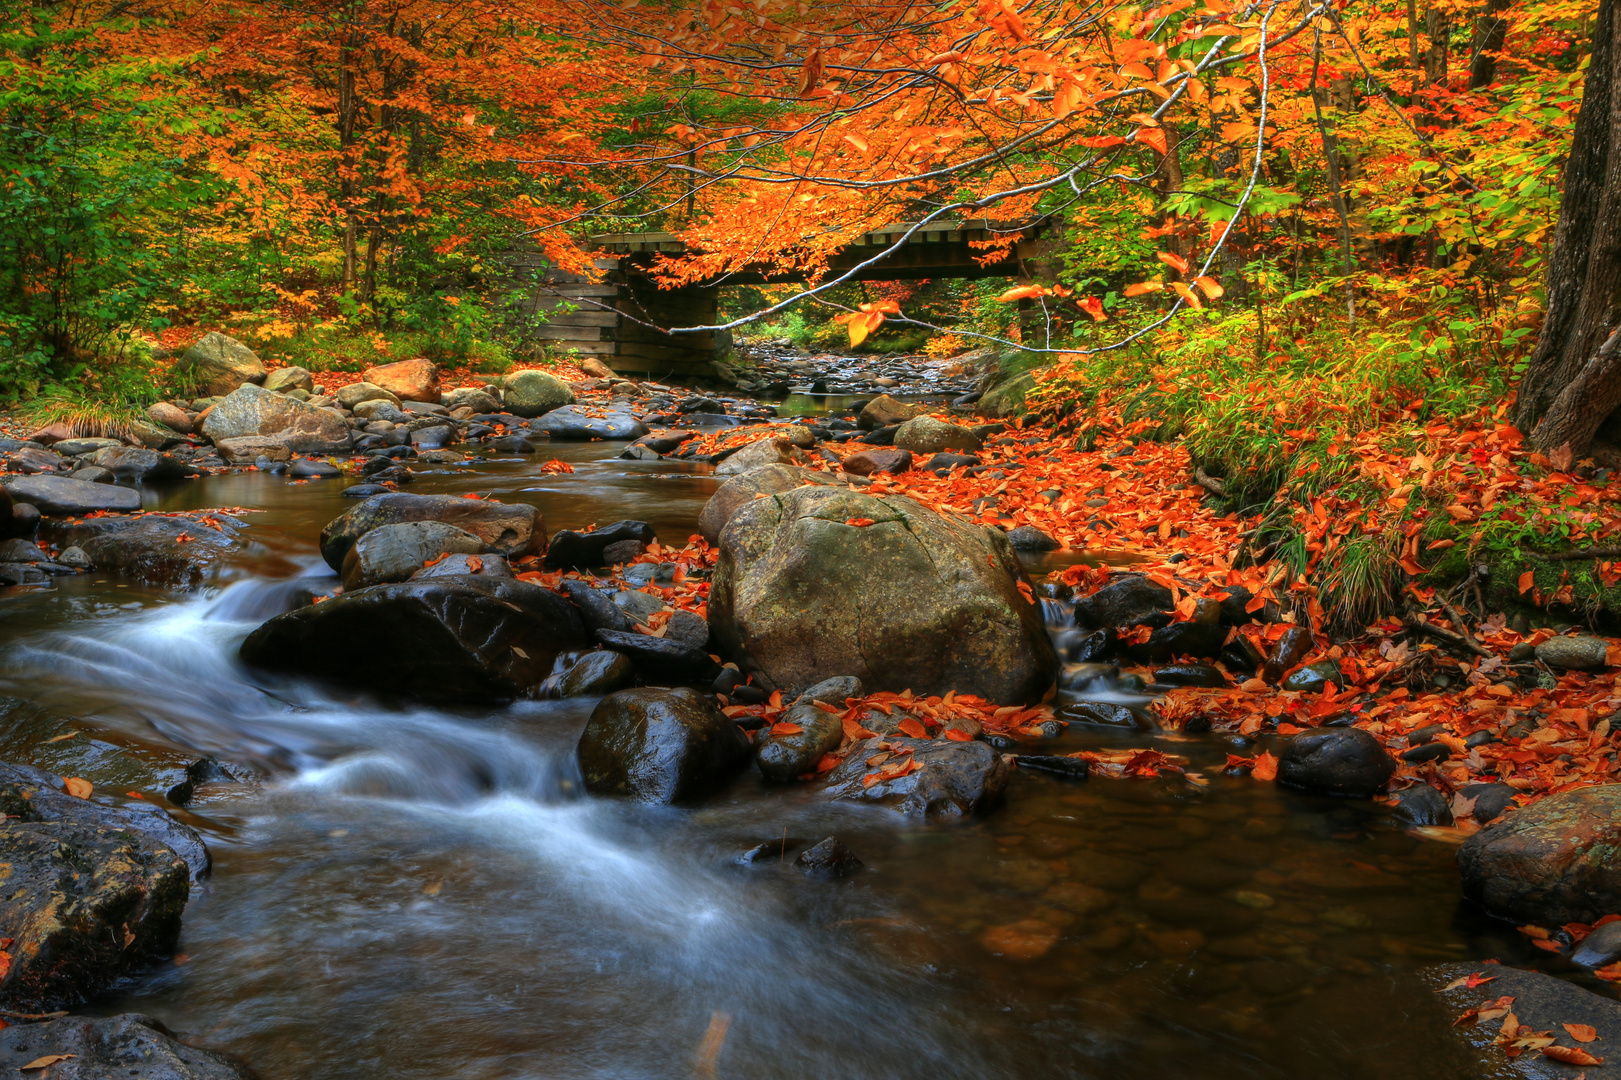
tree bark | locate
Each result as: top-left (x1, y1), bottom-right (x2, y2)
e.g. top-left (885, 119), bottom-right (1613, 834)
top-left (1515, 0), bottom-right (1621, 459)
top-left (1469, 0), bottom-right (1510, 89)
top-left (1311, 28), bottom-right (1356, 328)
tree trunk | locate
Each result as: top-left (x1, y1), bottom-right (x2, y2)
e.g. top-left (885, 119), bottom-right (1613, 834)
top-left (1469, 0), bottom-right (1510, 89)
top-left (338, 42), bottom-right (359, 291)
top-left (1425, 4), bottom-right (1450, 86)
top-left (1515, 0), bottom-right (1621, 461)
top-left (1311, 28), bottom-right (1356, 328)
top-left (1406, 0), bottom-right (1421, 68)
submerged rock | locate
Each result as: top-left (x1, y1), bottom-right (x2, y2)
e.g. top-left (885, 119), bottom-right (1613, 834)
top-left (576, 688), bottom-right (751, 804)
top-left (708, 485), bottom-right (1056, 703)
top-left (1458, 786), bottom-right (1621, 925)
top-left (795, 837), bottom-right (863, 878)
top-left (824, 736), bottom-right (1011, 819)
top-left (240, 576), bottom-right (590, 702)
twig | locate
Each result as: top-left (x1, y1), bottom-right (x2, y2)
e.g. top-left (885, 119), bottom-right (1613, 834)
top-left (1193, 468), bottom-right (1226, 496)
top-left (1528, 547), bottom-right (1621, 561)
top-left (1404, 616), bottom-right (1492, 659)
top-left (0, 1010), bottom-right (67, 1021)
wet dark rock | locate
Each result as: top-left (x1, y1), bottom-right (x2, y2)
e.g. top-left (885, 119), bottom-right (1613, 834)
top-left (600, 539), bottom-right (646, 562)
top-left (289, 458), bottom-right (343, 479)
top-left (163, 757), bottom-right (243, 806)
top-left (1276, 728), bottom-right (1395, 797)
top-left (756, 701), bottom-right (843, 782)
top-left (1004, 525), bottom-right (1059, 552)
top-left (595, 629), bottom-right (721, 684)
top-left (1055, 628), bottom-right (1114, 664)
top-left (1221, 634), bottom-right (1266, 673)
top-left (861, 423), bottom-right (902, 446)
top-left (320, 492), bottom-right (543, 571)
top-left (1572, 920), bottom-right (1621, 968)
top-left (1393, 784), bottom-right (1453, 826)
top-left (1423, 962), bottom-right (1621, 1078)
top-left (1057, 702), bottom-right (1144, 729)
top-left (484, 435), bottom-right (537, 454)
top-left (840, 447), bottom-right (912, 476)
top-left (696, 464), bottom-right (837, 544)
top-left (556, 651), bottom-right (636, 697)
top-left (825, 736), bottom-right (1011, 819)
top-left (795, 675), bottom-right (862, 706)
top-left (664, 609), bottom-right (709, 651)
top-left (737, 838), bottom-right (805, 864)
top-left (342, 483), bottom-right (388, 499)
top-left (8, 502), bottom-right (39, 538)
top-left (795, 837), bottom-right (863, 878)
top-left (0, 817), bottom-right (185, 1011)
top-left (1, 475), bottom-right (142, 515)
top-left (1072, 574), bottom-right (1173, 630)
top-left (921, 452), bottom-right (981, 475)
top-left (708, 485), bottom-right (1055, 703)
top-left (39, 515), bottom-right (237, 588)
top-left (1281, 660), bottom-right (1344, 693)
top-left (0, 538), bottom-right (46, 563)
top-left (0, 1012), bottom-right (254, 1079)
top-left (534, 406), bottom-right (648, 441)
top-left (633, 431), bottom-right (697, 455)
top-left (1262, 626), bottom-right (1313, 683)
top-left (1460, 782), bottom-right (1519, 823)
top-left (576, 687), bottom-right (751, 804)
top-left (1013, 755), bottom-right (1091, 781)
top-left (1122, 620), bottom-right (1226, 664)
top-left (1152, 663), bottom-right (1227, 688)
top-left (544, 520), bottom-right (657, 569)
top-left (0, 563), bottom-right (49, 586)
top-left (241, 576), bottom-right (590, 702)
top-left (1401, 742), bottom-right (1451, 764)
top-left (341, 520), bottom-right (486, 590)
top-left (557, 580), bottom-right (636, 635)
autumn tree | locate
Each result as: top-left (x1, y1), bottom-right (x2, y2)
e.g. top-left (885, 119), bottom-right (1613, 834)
top-left (1514, 0), bottom-right (1621, 463)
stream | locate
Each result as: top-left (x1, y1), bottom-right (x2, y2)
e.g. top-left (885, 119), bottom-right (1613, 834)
top-left (0, 430), bottom-right (1568, 1078)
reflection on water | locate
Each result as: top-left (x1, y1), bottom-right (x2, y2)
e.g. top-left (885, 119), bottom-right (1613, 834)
top-left (0, 442), bottom-right (1568, 1079)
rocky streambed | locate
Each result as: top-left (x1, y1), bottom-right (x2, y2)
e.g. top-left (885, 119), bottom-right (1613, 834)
top-left (0, 342), bottom-right (1617, 1078)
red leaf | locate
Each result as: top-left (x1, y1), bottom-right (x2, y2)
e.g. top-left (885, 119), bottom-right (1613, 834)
top-left (845, 517), bottom-right (876, 527)
top-left (896, 717), bottom-right (928, 739)
top-left (768, 722), bottom-right (803, 736)
top-left (1251, 751), bottom-right (1278, 782)
top-left (1542, 1045), bottom-right (1603, 1066)
top-left (1563, 1023), bottom-right (1598, 1043)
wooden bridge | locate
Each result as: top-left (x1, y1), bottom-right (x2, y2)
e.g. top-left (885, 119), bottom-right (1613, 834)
top-left (513, 218), bottom-right (1053, 378)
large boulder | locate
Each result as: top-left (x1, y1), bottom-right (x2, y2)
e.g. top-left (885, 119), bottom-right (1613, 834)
top-left (0, 1014), bottom-right (252, 1079)
top-left (1, 475), bottom-right (141, 516)
top-left (696, 465), bottom-right (837, 544)
top-left (824, 736), bottom-right (1011, 819)
top-left (858, 394), bottom-right (923, 431)
top-left (40, 515), bottom-right (239, 588)
top-left (715, 438), bottom-right (810, 476)
top-left (544, 521), bottom-right (657, 569)
top-left (200, 385), bottom-right (351, 453)
top-left (319, 492), bottom-right (543, 572)
top-left (575, 687), bottom-right (752, 804)
top-left (1276, 728), bottom-right (1395, 797)
top-left (340, 521), bottom-right (487, 590)
top-left (240, 576), bottom-right (591, 702)
top-left (1458, 786), bottom-right (1621, 925)
top-left (173, 331), bottom-right (266, 397)
top-left (503, 370), bottom-right (576, 417)
top-left (708, 486), bottom-right (1056, 703)
top-left (534, 406), bottom-right (647, 441)
top-left (894, 416), bottom-right (983, 454)
top-left (363, 358), bottom-right (440, 403)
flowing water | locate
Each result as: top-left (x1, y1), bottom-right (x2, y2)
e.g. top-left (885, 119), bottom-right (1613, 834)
top-left (0, 436), bottom-right (1580, 1078)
